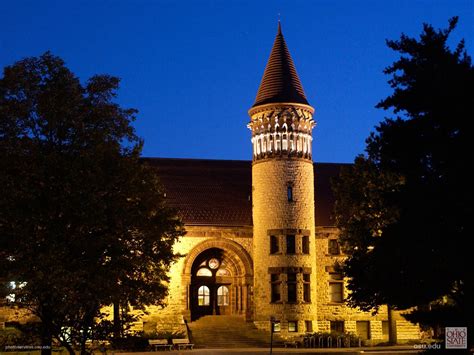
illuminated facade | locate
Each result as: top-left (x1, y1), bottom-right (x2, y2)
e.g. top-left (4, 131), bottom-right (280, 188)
top-left (0, 24), bottom-right (421, 343)
top-left (134, 24), bottom-right (420, 342)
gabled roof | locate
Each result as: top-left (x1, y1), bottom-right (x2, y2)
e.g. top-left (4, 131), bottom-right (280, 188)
top-left (142, 158), bottom-right (348, 227)
top-left (252, 23), bottom-right (309, 108)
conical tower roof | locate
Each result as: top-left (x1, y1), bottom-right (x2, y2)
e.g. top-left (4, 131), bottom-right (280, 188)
top-left (252, 23), bottom-right (309, 108)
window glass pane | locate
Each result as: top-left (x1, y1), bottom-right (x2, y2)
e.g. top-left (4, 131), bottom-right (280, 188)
top-left (287, 284), bottom-right (297, 303)
top-left (271, 284), bottom-right (280, 302)
top-left (271, 281), bottom-right (280, 303)
top-left (330, 321), bottom-right (344, 333)
top-left (286, 235), bottom-right (296, 254)
top-left (217, 286), bottom-right (229, 306)
top-left (303, 283), bottom-right (311, 302)
top-left (196, 268), bottom-right (212, 277)
top-left (303, 273), bottom-right (311, 302)
top-left (305, 320), bottom-right (313, 333)
top-left (270, 235), bottom-right (279, 254)
top-left (287, 273), bottom-right (297, 302)
top-left (328, 239), bottom-right (340, 255)
top-left (329, 283), bottom-right (343, 303)
top-left (198, 285), bottom-right (210, 306)
top-left (288, 321), bottom-right (297, 332)
top-left (208, 258), bottom-right (220, 269)
top-left (273, 321), bottom-right (281, 332)
top-left (287, 186), bottom-right (293, 201)
top-left (302, 235), bottom-right (309, 254)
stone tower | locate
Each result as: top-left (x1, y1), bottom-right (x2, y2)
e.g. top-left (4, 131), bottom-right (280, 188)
top-left (248, 23), bottom-right (317, 334)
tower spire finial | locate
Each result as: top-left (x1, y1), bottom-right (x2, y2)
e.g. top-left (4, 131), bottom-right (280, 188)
top-left (277, 14), bottom-right (282, 35)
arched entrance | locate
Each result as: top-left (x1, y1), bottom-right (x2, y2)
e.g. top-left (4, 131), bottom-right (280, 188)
top-left (190, 248), bottom-right (231, 319)
top-left (183, 238), bottom-right (253, 321)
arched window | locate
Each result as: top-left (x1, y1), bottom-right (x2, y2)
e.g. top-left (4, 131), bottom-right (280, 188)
top-left (217, 286), bottom-right (229, 306)
top-left (196, 268), bottom-right (212, 277)
top-left (198, 286), bottom-right (210, 306)
top-left (282, 134), bottom-right (288, 151)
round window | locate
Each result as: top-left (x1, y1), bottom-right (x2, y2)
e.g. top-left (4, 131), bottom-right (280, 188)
top-left (208, 258), bottom-right (220, 269)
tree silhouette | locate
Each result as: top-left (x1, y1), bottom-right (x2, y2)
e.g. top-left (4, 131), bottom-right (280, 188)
top-left (0, 53), bottom-right (184, 354)
top-left (333, 17), bottom-right (473, 347)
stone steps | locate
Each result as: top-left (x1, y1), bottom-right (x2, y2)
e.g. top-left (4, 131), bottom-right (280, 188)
top-left (187, 315), bottom-right (281, 348)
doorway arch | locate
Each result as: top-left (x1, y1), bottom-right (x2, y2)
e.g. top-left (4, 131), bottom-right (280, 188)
top-left (182, 238), bottom-right (253, 321)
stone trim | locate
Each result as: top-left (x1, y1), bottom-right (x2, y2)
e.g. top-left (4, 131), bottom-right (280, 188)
top-left (185, 225), bottom-right (253, 238)
top-left (268, 267), bottom-right (312, 274)
top-left (267, 229), bottom-right (311, 235)
top-left (182, 238), bottom-right (253, 277)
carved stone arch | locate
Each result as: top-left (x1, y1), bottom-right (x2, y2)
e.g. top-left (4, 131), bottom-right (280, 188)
top-left (183, 238), bottom-right (253, 277)
top-left (183, 238), bottom-right (254, 321)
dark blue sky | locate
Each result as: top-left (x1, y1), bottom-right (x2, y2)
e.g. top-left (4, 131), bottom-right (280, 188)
top-left (1, 0), bottom-right (472, 163)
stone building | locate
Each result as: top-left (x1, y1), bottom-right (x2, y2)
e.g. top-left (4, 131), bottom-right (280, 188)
top-left (138, 23), bottom-right (420, 342)
top-left (0, 24), bottom-right (420, 344)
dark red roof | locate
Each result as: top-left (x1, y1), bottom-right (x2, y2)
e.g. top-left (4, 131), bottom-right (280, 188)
top-left (143, 158), bottom-right (347, 227)
top-left (252, 23), bottom-right (309, 108)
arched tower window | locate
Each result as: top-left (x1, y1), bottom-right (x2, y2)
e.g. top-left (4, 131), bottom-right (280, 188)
top-left (289, 133), bottom-right (295, 152)
top-left (217, 286), bottom-right (229, 306)
top-left (198, 286), bottom-right (210, 306)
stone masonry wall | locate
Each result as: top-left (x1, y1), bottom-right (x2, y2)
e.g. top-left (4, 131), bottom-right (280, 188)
top-left (137, 225), bottom-right (253, 334)
top-left (315, 226), bottom-right (420, 343)
top-left (252, 159), bottom-right (317, 335)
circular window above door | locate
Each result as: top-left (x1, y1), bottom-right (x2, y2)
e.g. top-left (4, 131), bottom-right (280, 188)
top-left (208, 258), bottom-right (220, 269)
